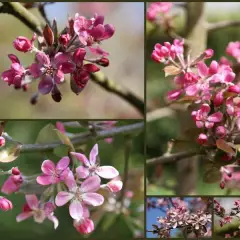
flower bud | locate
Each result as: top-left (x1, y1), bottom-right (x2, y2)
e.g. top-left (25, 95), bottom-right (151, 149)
top-left (213, 92), bottom-right (224, 107)
top-left (106, 180), bottom-right (123, 193)
top-left (204, 49), bottom-right (214, 59)
top-left (13, 36), bottom-right (34, 53)
top-left (197, 133), bottom-right (208, 145)
top-left (209, 60), bottom-right (219, 74)
top-left (0, 136), bottom-right (5, 147)
top-left (96, 57), bottom-right (109, 67)
top-left (58, 34), bottom-right (71, 47)
top-left (11, 167), bottom-right (21, 175)
top-left (74, 218), bottom-right (94, 234)
top-left (228, 85), bottom-right (240, 94)
top-left (0, 197), bottom-right (13, 211)
top-left (215, 126), bottom-right (227, 138)
top-left (220, 181), bottom-right (225, 189)
top-left (12, 175), bottom-right (23, 184)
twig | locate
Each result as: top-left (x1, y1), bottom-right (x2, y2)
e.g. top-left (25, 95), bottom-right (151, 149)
top-left (38, 2), bottom-right (53, 26)
top-left (147, 151), bottom-right (198, 166)
top-left (20, 122), bottom-right (144, 153)
top-left (119, 136), bottom-right (132, 209)
top-left (147, 107), bottom-right (175, 122)
top-left (208, 20), bottom-right (240, 33)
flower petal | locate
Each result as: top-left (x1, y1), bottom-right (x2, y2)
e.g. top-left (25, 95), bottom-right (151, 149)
top-left (82, 193), bottom-right (104, 206)
top-left (96, 166), bottom-right (119, 179)
top-left (69, 200), bottom-right (83, 220)
top-left (25, 195), bottom-right (39, 210)
top-left (64, 170), bottom-right (77, 191)
top-left (36, 175), bottom-right (54, 185)
top-left (55, 191), bottom-right (74, 206)
top-left (89, 144), bottom-right (98, 165)
top-left (80, 175), bottom-right (101, 193)
top-left (56, 157), bottom-right (70, 171)
top-left (36, 52), bottom-right (50, 65)
top-left (76, 166), bottom-right (90, 179)
top-left (41, 160), bottom-right (55, 174)
top-left (48, 215), bottom-right (59, 229)
top-left (16, 212), bottom-right (33, 222)
top-left (38, 75), bottom-right (54, 95)
top-left (70, 152), bottom-right (90, 167)
top-left (208, 112), bottom-right (223, 122)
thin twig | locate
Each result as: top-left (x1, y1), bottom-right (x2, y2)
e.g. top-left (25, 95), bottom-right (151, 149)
top-left (208, 20), bottom-right (240, 33)
top-left (20, 122), bottom-right (144, 153)
top-left (38, 2), bottom-right (53, 26)
top-left (147, 151), bottom-right (198, 166)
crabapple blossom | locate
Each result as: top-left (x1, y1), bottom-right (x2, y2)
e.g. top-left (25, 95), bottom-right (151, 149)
top-left (16, 195), bottom-right (58, 229)
top-left (13, 33), bottom-right (36, 53)
top-left (147, 2), bottom-right (173, 22)
top-left (36, 157), bottom-right (70, 185)
top-left (0, 136), bottom-right (5, 147)
top-left (71, 143), bottom-right (119, 179)
top-left (74, 218), bottom-right (95, 235)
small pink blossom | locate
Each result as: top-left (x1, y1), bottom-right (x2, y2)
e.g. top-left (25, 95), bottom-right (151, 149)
top-left (16, 195), bottom-right (58, 229)
top-left (0, 136), bottom-right (5, 147)
top-left (147, 2), bottom-right (172, 22)
top-left (13, 33), bottom-right (36, 53)
top-left (74, 218), bottom-right (94, 235)
top-left (1, 174), bottom-right (23, 195)
top-left (36, 157), bottom-right (70, 185)
top-left (0, 197), bottom-right (13, 211)
top-left (71, 144), bottom-right (119, 179)
top-left (197, 133), bottom-right (208, 145)
top-left (55, 173), bottom-right (104, 221)
top-left (105, 180), bottom-right (123, 193)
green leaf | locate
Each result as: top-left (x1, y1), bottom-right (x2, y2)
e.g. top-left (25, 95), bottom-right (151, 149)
top-left (216, 139), bottom-right (236, 156)
top-left (53, 144), bottom-right (70, 157)
top-left (55, 129), bottom-right (75, 151)
top-left (36, 124), bottom-right (58, 144)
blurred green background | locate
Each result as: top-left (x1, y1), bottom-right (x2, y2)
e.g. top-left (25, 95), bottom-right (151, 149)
top-left (0, 2), bottom-right (144, 119)
top-left (147, 2), bottom-right (240, 195)
top-left (0, 120), bottom-right (144, 239)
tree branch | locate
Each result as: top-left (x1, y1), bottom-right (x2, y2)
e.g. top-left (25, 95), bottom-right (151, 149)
top-left (0, 2), bottom-right (145, 115)
top-left (20, 122), bottom-right (144, 153)
top-left (147, 151), bottom-right (199, 166)
top-left (208, 20), bottom-right (240, 33)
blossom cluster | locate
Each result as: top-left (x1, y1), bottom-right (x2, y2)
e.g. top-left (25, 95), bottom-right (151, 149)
top-left (214, 199), bottom-right (240, 238)
top-left (147, 2), bottom-right (173, 22)
top-left (0, 143), bottom-right (122, 235)
top-left (152, 39), bottom-right (240, 189)
top-left (148, 198), bottom-right (212, 238)
top-left (1, 13), bottom-right (114, 103)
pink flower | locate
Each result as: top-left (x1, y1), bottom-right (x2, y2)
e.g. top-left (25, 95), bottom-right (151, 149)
top-left (197, 133), bottom-right (208, 145)
top-left (215, 126), bottom-right (227, 138)
top-left (13, 33), bottom-right (36, 53)
top-left (105, 180), bottom-right (123, 193)
top-left (55, 173), bottom-right (104, 221)
top-left (226, 41), bottom-right (240, 63)
top-left (71, 144), bottom-right (119, 179)
top-left (74, 218), bottom-right (94, 235)
top-left (1, 54), bottom-right (26, 88)
top-left (147, 2), bottom-right (172, 22)
top-left (167, 89), bottom-right (182, 101)
top-left (16, 195), bottom-right (58, 229)
top-left (0, 197), bottom-right (13, 211)
top-left (192, 104), bottom-right (223, 128)
top-left (71, 48), bottom-right (99, 90)
top-left (36, 157), bottom-right (70, 185)
top-left (30, 52), bottom-right (75, 95)
top-left (1, 174), bottom-right (23, 195)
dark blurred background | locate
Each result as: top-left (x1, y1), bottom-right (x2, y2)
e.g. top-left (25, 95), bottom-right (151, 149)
top-left (0, 2), bottom-right (144, 119)
top-left (0, 120), bottom-right (144, 239)
top-left (147, 2), bottom-right (240, 195)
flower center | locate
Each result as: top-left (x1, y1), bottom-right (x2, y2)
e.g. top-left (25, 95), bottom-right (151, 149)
top-left (45, 66), bottom-right (55, 76)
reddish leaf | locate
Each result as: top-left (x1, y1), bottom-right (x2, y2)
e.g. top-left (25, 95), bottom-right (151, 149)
top-left (43, 24), bottom-right (54, 46)
top-left (216, 139), bottom-right (236, 156)
top-left (163, 65), bottom-right (181, 77)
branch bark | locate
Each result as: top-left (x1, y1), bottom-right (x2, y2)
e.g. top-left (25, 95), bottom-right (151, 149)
top-left (208, 20), bottom-right (240, 33)
top-left (20, 122), bottom-right (144, 153)
top-left (0, 2), bottom-right (145, 115)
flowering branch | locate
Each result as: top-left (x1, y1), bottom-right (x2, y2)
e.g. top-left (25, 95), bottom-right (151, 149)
top-left (0, 2), bottom-right (144, 115)
top-left (20, 122), bottom-right (144, 153)
top-left (208, 20), bottom-right (240, 33)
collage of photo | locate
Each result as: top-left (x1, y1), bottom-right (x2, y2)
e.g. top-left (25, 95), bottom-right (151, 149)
top-left (0, 1), bottom-right (240, 239)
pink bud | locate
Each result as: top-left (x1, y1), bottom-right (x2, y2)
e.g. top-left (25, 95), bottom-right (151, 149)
top-left (0, 197), bottom-right (13, 211)
top-left (213, 92), bottom-right (224, 107)
top-left (220, 181), bottom-right (225, 189)
top-left (204, 49), bottom-right (214, 59)
top-left (74, 218), bottom-right (94, 235)
top-left (228, 85), bottom-right (240, 94)
top-left (12, 175), bottom-right (23, 184)
top-left (125, 190), bottom-right (134, 198)
top-left (11, 167), bottom-right (21, 175)
top-left (197, 133), bottom-right (208, 145)
top-left (96, 57), bottom-right (109, 67)
top-left (209, 60), bottom-right (219, 74)
top-left (13, 36), bottom-right (33, 53)
top-left (215, 126), bottom-right (227, 138)
top-left (0, 136), bottom-right (5, 147)
top-left (106, 180), bottom-right (123, 193)
top-left (58, 34), bottom-right (71, 46)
